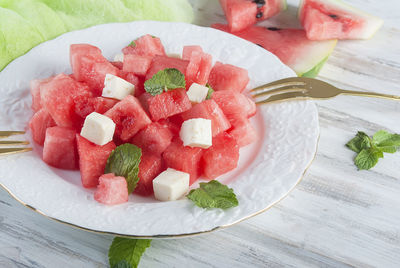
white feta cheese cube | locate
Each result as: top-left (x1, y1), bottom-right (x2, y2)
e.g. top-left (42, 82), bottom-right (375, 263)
top-left (113, 53), bottom-right (124, 62)
top-left (102, 74), bottom-right (135, 100)
top-left (186, 83), bottom-right (209, 103)
top-left (153, 168), bottom-right (190, 201)
top-left (80, 112), bottom-right (116, 146)
top-left (180, 118), bottom-right (212, 149)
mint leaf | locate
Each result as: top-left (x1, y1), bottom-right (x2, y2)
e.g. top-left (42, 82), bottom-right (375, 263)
top-left (144, 68), bottom-right (186, 96)
top-left (372, 130), bottom-right (400, 150)
top-left (206, 83), bottom-right (214, 100)
top-left (354, 148), bottom-right (383, 170)
top-left (128, 41), bottom-right (136, 47)
top-left (187, 180), bottom-right (238, 209)
top-left (112, 260), bottom-right (131, 268)
top-left (346, 131), bottom-right (371, 153)
top-left (108, 238), bottom-right (151, 268)
top-left (105, 144), bottom-right (142, 194)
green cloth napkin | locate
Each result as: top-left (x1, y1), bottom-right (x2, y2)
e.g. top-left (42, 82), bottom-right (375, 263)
top-left (0, 0), bottom-right (194, 71)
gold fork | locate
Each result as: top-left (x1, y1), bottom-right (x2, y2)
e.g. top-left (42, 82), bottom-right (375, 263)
top-left (251, 77), bottom-right (400, 104)
top-left (0, 131), bottom-right (32, 156)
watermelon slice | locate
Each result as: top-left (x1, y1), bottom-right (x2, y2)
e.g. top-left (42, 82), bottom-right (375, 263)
top-left (76, 134), bottom-right (116, 188)
top-left (29, 109), bottom-right (56, 146)
top-left (212, 24), bottom-right (337, 77)
top-left (219, 0), bottom-right (287, 32)
top-left (299, 0), bottom-right (384, 40)
top-left (94, 173), bottom-right (129, 205)
top-left (43, 126), bottom-right (77, 170)
top-left (135, 153), bottom-right (164, 196)
top-left (131, 122), bottom-right (173, 155)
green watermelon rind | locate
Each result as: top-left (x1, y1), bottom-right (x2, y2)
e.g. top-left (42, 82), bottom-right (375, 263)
top-left (298, 55), bottom-right (329, 78)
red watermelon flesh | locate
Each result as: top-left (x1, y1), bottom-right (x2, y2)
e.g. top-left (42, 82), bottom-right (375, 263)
top-left (29, 109), bottom-right (56, 146)
top-left (40, 73), bottom-right (93, 128)
top-left (76, 134), bottom-right (116, 188)
top-left (202, 132), bottom-right (239, 179)
top-left (182, 45), bottom-right (203, 60)
top-left (131, 122), bottom-right (173, 155)
top-left (110, 61), bottom-right (123, 69)
top-left (30, 77), bottom-right (52, 112)
top-left (219, 0), bottom-right (286, 32)
top-left (135, 153), bottom-right (164, 196)
top-left (43, 126), bottom-right (77, 170)
top-left (228, 117), bottom-right (258, 147)
top-left (74, 96), bottom-right (118, 121)
top-left (94, 173), bottom-right (129, 205)
top-left (104, 95), bottom-right (152, 141)
top-left (123, 54), bottom-right (153, 76)
top-left (145, 56), bottom-right (189, 81)
top-left (208, 61), bottom-right (249, 92)
top-left (158, 116), bottom-right (182, 136)
top-left (147, 89), bottom-right (192, 121)
top-left (212, 24), bottom-right (337, 77)
top-left (119, 71), bottom-right (145, 97)
top-left (163, 139), bottom-right (203, 185)
top-left (70, 44), bottom-right (102, 81)
top-left (299, 0), bottom-right (383, 40)
top-left (122, 34), bottom-right (166, 57)
top-left (212, 91), bottom-right (256, 122)
top-left (181, 99), bottom-right (231, 137)
top-left (186, 51), bottom-right (213, 87)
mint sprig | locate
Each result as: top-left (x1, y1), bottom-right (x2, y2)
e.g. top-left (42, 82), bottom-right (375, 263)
top-left (144, 68), bottom-right (186, 96)
top-left (187, 180), bottom-right (238, 209)
top-left (108, 238), bottom-right (151, 268)
top-left (205, 83), bottom-right (214, 100)
top-left (105, 144), bottom-right (142, 194)
top-left (128, 41), bottom-right (136, 47)
top-left (346, 130), bottom-right (400, 170)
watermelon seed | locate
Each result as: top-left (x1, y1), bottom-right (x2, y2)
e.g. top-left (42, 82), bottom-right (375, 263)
top-left (256, 44), bottom-right (264, 48)
top-left (267, 27), bottom-right (281, 31)
top-left (252, 0), bottom-right (266, 8)
top-left (329, 14), bottom-right (339, 19)
top-left (256, 12), bottom-right (263, 18)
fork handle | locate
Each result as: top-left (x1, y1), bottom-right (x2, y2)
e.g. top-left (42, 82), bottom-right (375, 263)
top-left (339, 89), bottom-right (400, 101)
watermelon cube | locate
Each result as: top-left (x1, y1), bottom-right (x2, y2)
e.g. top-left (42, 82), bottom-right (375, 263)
top-left (208, 61), bottom-right (249, 92)
top-left (29, 109), bottom-right (56, 146)
top-left (104, 95), bottom-right (151, 141)
top-left (76, 134), bottom-right (116, 188)
top-left (212, 91), bottom-right (256, 122)
top-left (182, 45), bottom-right (203, 60)
top-left (163, 139), bottom-right (203, 185)
top-left (119, 71), bottom-right (145, 97)
top-left (202, 132), bottom-right (239, 179)
top-left (146, 89), bottom-right (192, 121)
top-left (131, 122), bottom-right (173, 155)
top-left (158, 116), bottom-right (182, 136)
top-left (122, 34), bottom-right (166, 57)
top-left (145, 56), bottom-right (189, 80)
top-left (186, 51), bottom-right (213, 87)
top-left (94, 173), bottom-right (129, 205)
top-left (30, 77), bottom-right (52, 111)
top-left (135, 153), bottom-right (164, 196)
top-left (40, 74), bottom-right (93, 128)
top-left (93, 97), bottom-right (119, 114)
top-left (123, 54), bottom-right (152, 76)
top-left (70, 44), bottom-right (103, 81)
top-left (228, 117), bottom-right (258, 147)
top-left (43, 126), bottom-right (77, 170)
top-left (181, 99), bottom-right (231, 137)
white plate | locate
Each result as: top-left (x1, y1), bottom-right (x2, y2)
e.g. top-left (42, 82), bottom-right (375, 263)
top-left (0, 21), bottom-right (319, 238)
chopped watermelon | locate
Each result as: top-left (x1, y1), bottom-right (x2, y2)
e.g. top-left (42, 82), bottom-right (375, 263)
top-left (94, 173), bottom-right (129, 205)
top-left (212, 91), bottom-right (256, 122)
top-left (163, 139), bottom-right (203, 185)
top-left (111, 61), bottom-right (123, 69)
top-left (29, 109), bottom-right (56, 146)
top-left (74, 96), bottom-right (118, 121)
top-left (131, 122), bottom-right (173, 155)
top-left (186, 51), bottom-right (213, 87)
top-left (181, 99), bottom-right (231, 137)
top-left (104, 95), bottom-right (152, 141)
top-left (219, 0), bottom-right (287, 32)
top-left (299, 0), bottom-right (384, 40)
top-left (70, 44), bottom-right (119, 95)
top-left (208, 61), bottom-right (249, 92)
top-left (123, 54), bottom-right (153, 76)
top-left (43, 126), bottom-right (77, 170)
top-left (92, 97), bottom-right (119, 114)
top-left (182, 45), bottom-right (203, 60)
top-left (122, 34), bottom-right (166, 57)
top-left (146, 89), bottom-right (192, 121)
top-left (40, 73), bottom-right (93, 128)
top-left (76, 134), bottom-right (116, 188)
top-left (202, 132), bottom-right (239, 179)
top-left (135, 153), bottom-right (164, 196)
top-left (228, 117), bottom-right (258, 147)
top-left (30, 77), bottom-right (52, 112)
top-left (212, 24), bottom-right (337, 77)
top-left (158, 116), bottom-right (182, 136)
top-left (145, 56), bottom-right (189, 81)
top-left (119, 72), bottom-right (145, 97)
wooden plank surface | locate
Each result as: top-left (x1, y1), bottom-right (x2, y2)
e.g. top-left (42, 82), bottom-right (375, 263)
top-left (1, 0), bottom-right (400, 267)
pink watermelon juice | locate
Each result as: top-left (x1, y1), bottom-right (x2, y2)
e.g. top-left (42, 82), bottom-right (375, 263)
top-left (29, 35), bottom-right (259, 205)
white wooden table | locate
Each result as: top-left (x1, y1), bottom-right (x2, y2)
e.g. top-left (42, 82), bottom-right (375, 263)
top-left (1, 0), bottom-right (400, 267)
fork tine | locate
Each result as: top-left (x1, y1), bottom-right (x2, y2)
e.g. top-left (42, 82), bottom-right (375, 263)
top-left (255, 91), bottom-right (309, 104)
top-left (0, 141), bottom-right (30, 146)
top-left (0, 131), bottom-right (25, 138)
top-left (252, 86), bottom-right (306, 98)
top-left (0, 147), bottom-right (32, 156)
top-left (251, 77), bottom-right (305, 92)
